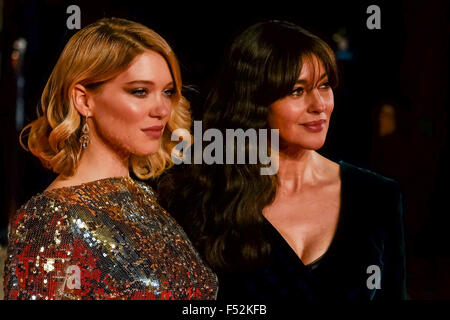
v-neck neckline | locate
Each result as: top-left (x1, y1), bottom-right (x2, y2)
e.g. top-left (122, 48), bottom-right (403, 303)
top-left (264, 160), bottom-right (347, 270)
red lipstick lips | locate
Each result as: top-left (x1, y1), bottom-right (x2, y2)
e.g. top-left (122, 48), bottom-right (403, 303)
top-left (141, 125), bottom-right (164, 139)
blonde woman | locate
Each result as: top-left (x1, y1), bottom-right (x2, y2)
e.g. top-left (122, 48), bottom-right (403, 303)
top-left (3, 18), bottom-right (218, 300)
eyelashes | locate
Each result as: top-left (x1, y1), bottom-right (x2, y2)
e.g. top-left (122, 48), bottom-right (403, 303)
top-left (291, 87), bottom-right (304, 96)
top-left (290, 82), bottom-right (331, 97)
top-left (320, 82), bottom-right (331, 89)
top-left (163, 88), bottom-right (175, 96)
top-left (131, 88), bottom-right (148, 96)
top-left (130, 88), bottom-right (175, 98)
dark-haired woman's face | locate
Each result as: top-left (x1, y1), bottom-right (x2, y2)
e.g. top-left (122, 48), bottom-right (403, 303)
top-left (268, 55), bottom-right (334, 151)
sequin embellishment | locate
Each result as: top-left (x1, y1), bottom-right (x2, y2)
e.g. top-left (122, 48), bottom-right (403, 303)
top-left (3, 177), bottom-right (218, 300)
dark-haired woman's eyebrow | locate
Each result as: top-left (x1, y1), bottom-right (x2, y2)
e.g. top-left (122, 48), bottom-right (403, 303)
top-left (295, 73), bottom-right (328, 84)
top-left (318, 73), bottom-right (328, 81)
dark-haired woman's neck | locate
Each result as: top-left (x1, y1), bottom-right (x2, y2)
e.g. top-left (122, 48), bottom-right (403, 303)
top-left (277, 149), bottom-right (334, 194)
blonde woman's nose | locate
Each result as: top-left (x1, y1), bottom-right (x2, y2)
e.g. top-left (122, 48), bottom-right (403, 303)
top-left (149, 95), bottom-right (171, 118)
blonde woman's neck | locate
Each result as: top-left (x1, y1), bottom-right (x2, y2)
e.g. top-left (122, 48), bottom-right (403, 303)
top-left (45, 136), bottom-right (130, 192)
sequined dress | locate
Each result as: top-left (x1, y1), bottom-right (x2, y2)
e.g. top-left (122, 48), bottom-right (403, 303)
top-left (3, 177), bottom-right (218, 300)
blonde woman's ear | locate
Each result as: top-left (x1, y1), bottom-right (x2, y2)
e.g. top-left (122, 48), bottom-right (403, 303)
top-left (72, 84), bottom-right (93, 117)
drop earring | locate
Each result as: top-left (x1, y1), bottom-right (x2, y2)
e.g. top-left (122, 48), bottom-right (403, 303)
top-left (80, 115), bottom-right (90, 149)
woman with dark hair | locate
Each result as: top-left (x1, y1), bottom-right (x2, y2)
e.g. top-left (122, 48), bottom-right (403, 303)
top-left (160, 20), bottom-right (406, 300)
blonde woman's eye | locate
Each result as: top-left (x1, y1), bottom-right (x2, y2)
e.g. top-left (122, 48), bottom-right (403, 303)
top-left (164, 88), bottom-right (175, 96)
top-left (131, 88), bottom-right (148, 96)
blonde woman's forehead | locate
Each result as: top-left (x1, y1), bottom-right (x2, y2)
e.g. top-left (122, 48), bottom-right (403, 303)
top-left (113, 50), bottom-right (173, 86)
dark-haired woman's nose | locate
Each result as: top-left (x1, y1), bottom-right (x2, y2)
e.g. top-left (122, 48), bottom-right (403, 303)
top-left (308, 89), bottom-right (326, 114)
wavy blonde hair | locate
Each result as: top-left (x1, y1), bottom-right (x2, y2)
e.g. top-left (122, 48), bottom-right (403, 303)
top-left (20, 17), bottom-right (191, 179)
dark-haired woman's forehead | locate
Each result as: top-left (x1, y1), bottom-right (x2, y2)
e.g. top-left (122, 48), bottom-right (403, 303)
top-left (297, 55), bottom-right (328, 87)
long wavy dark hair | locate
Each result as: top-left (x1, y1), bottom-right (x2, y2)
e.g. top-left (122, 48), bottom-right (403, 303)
top-left (158, 20), bottom-right (338, 272)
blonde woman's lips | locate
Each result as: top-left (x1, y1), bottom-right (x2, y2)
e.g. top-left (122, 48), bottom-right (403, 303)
top-left (142, 125), bottom-right (164, 138)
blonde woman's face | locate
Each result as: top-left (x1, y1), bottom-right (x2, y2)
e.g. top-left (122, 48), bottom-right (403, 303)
top-left (90, 50), bottom-right (174, 157)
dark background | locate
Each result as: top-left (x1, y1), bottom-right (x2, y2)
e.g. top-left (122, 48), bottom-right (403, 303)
top-left (0, 0), bottom-right (448, 299)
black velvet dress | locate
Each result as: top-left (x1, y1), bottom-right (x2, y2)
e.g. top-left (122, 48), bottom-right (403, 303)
top-left (217, 160), bottom-right (407, 300)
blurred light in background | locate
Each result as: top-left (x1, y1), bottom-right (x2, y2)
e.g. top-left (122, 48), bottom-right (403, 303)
top-left (12, 37), bottom-right (27, 131)
top-left (379, 104), bottom-right (396, 137)
top-left (333, 27), bottom-right (353, 61)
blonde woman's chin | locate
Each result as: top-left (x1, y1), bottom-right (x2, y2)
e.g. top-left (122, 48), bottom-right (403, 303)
top-left (131, 143), bottom-right (162, 157)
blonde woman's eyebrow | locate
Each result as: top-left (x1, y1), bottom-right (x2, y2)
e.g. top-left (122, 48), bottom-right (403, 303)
top-left (125, 80), bottom-right (154, 85)
top-left (124, 80), bottom-right (174, 88)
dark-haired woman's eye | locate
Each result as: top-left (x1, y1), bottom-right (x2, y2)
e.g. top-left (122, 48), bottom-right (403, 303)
top-left (291, 87), bottom-right (304, 97)
top-left (319, 82), bottom-right (331, 89)
top-left (131, 88), bottom-right (148, 97)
